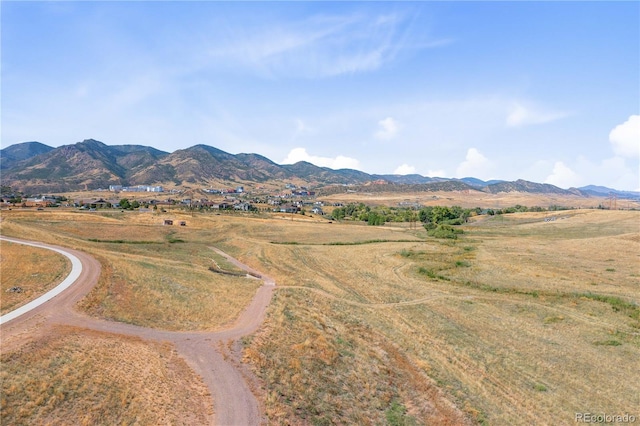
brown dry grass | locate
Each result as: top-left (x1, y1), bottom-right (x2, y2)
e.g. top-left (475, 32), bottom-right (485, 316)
top-left (0, 240), bottom-right (71, 314)
top-left (321, 190), bottom-right (640, 210)
top-left (464, 210), bottom-right (640, 298)
top-left (2, 208), bottom-right (639, 425)
top-left (0, 210), bottom-right (261, 331)
top-left (235, 209), bottom-right (639, 425)
top-left (0, 326), bottom-right (210, 425)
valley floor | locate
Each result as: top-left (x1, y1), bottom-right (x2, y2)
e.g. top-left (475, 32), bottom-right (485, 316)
top-left (1, 208), bottom-right (638, 425)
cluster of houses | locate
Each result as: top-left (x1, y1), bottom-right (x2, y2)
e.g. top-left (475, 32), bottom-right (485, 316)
top-left (9, 196), bottom-right (59, 207)
top-left (279, 184), bottom-right (315, 197)
top-left (203, 186), bottom-right (244, 194)
top-left (109, 185), bottom-right (163, 192)
top-left (272, 200), bottom-right (325, 215)
top-left (3, 182), bottom-right (327, 214)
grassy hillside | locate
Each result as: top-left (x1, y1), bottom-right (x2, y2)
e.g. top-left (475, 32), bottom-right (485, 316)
top-left (1, 208), bottom-right (638, 424)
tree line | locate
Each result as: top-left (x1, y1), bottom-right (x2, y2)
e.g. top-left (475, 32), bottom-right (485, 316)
top-left (330, 203), bottom-right (561, 227)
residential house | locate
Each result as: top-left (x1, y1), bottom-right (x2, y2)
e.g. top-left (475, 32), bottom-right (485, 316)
top-left (277, 204), bottom-right (299, 213)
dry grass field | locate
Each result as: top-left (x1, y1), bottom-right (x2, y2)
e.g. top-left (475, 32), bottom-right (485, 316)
top-left (0, 326), bottom-right (210, 425)
top-left (1, 206), bottom-right (638, 424)
top-left (321, 190), bottom-right (640, 210)
top-left (0, 240), bottom-right (70, 314)
top-left (0, 210), bottom-right (261, 330)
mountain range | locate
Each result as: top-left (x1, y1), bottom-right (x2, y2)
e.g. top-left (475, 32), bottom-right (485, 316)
top-left (1, 139), bottom-right (637, 198)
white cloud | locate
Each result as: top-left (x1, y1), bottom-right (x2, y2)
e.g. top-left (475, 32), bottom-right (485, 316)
top-left (427, 169), bottom-right (446, 177)
top-left (526, 156), bottom-right (638, 192)
top-left (506, 102), bottom-right (569, 127)
top-left (281, 147), bottom-right (361, 170)
top-left (544, 161), bottom-right (582, 188)
top-left (393, 164), bottom-right (415, 175)
top-left (456, 148), bottom-right (492, 179)
top-left (609, 115), bottom-right (640, 158)
top-left (575, 155), bottom-right (639, 192)
top-left (375, 117), bottom-right (400, 140)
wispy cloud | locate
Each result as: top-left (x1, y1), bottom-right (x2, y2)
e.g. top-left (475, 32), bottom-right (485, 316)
top-left (208, 11), bottom-right (448, 78)
top-left (375, 117), bottom-right (400, 140)
top-left (290, 119), bottom-right (315, 142)
top-left (506, 102), bottom-right (570, 127)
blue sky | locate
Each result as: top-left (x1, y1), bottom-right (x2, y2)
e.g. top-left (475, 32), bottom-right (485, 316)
top-left (2, 1), bottom-right (639, 190)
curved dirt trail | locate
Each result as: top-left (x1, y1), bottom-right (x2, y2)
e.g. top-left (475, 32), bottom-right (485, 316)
top-left (0, 238), bottom-right (274, 426)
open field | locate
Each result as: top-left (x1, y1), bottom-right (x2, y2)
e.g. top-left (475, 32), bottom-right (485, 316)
top-left (0, 240), bottom-right (70, 314)
top-left (0, 326), bottom-right (210, 425)
top-left (321, 190), bottom-right (640, 210)
top-left (1, 207), bottom-right (638, 424)
top-left (232, 209), bottom-right (639, 424)
top-left (0, 210), bottom-right (261, 331)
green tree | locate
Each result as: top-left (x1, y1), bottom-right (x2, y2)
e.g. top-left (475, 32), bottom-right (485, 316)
top-left (332, 207), bottom-right (345, 220)
top-left (431, 206), bottom-right (453, 224)
top-left (461, 208), bottom-right (472, 222)
top-left (366, 211), bottom-right (385, 226)
top-left (418, 207), bottom-right (433, 223)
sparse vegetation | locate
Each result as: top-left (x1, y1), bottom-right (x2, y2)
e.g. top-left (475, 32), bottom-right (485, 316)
top-left (593, 339), bottom-right (622, 346)
top-left (576, 292), bottom-right (640, 324)
top-left (386, 400), bottom-right (418, 426)
top-left (426, 224), bottom-right (464, 239)
top-left (533, 383), bottom-right (548, 392)
top-left (272, 239), bottom-right (419, 246)
top-left (0, 240), bottom-right (71, 314)
top-left (0, 327), bottom-right (210, 425)
top-left (1, 207), bottom-right (638, 425)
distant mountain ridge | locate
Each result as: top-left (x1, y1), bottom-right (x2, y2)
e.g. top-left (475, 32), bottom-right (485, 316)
top-left (578, 185), bottom-right (640, 199)
top-left (0, 142), bottom-right (54, 170)
top-left (0, 139), bottom-right (635, 197)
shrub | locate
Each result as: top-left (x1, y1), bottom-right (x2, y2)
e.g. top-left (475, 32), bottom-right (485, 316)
top-left (399, 249), bottom-right (413, 258)
top-left (385, 401), bottom-right (417, 426)
top-left (417, 267), bottom-right (436, 279)
top-left (593, 340), bottom-right (622, 346)
top-left (534, 383), bottom-right (548, 392)
top-left (427, 225), bottom-right (463, 239)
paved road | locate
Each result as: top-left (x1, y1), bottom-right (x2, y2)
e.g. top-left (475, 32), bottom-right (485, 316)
top-left (0, 236), bottom-right (83, 325)
top-left (0, 237), bottom-right (274, 425)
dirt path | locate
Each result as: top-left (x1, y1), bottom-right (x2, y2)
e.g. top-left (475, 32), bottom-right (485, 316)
top-left (277, 285), bottom-right (640, 336)
top-left (0, 238), bottom-right (274, 425)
